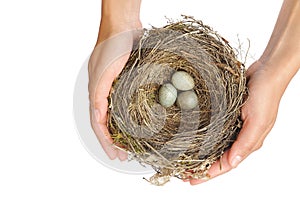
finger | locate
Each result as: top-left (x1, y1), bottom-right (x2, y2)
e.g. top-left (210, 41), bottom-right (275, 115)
top-left (189, 151), bottom-right (232, 185)
top-left (89, 54), bottom-right (131, 160)
top-left (117, 150), bottom-right (128, 161)
top-left (91, 55), bottom-right (130, 160)
top-left (228, 116), bottom-right (268, 168)
top-left (92, 107), bottom-right (128, 161)
top-left (87, 30), bottom-right (141, 161)
top-left (190, 110), bottom-right (268, 185)
top-left (90, 106), bottom-right (118, 160)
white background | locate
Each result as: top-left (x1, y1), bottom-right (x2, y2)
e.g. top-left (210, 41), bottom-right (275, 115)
top-left (1, 0), bottom-right (300, 199)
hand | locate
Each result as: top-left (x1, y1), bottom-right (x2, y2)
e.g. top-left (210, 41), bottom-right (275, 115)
top-left (88, 19), bottom-right (142, 161)
top-left (190, 0), bottom-right (300, 184)
top-left (190, 60), bottom-right (284, 185)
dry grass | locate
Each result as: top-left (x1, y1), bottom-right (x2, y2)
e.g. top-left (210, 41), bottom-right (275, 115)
top-left (108, 16), bottom-right (247, 185)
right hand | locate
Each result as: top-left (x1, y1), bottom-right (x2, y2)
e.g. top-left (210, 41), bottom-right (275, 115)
top-left (88, 19), bottom-right (142, 161)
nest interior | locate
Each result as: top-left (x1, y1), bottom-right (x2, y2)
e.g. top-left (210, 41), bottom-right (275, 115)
top-left (108, 16), bottom-right (247, 185)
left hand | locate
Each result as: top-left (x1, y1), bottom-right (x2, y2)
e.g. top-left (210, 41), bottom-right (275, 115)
top-left (189, 60), bottom-right (283, 185)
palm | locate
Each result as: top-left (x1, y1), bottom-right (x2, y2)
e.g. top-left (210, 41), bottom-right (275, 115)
top-left (88, 30), bottom-right (139, 160)
top-left (190, 61), bottom-right (281, 185)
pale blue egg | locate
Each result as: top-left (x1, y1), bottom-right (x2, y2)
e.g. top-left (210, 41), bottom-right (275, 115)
top-left (171, 71), bottom-right (195, 91)
top-left (177, 90), bottom-right (198, 110)
top-left (158, 83), bottom-right (177, 108)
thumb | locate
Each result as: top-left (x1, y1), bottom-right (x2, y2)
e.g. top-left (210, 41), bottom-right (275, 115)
top-left (228, 117), bottom-right (267, 168)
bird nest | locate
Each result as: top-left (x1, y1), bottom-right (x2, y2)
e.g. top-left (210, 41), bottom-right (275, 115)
top-left (108, 16), bottom-right (247, 185)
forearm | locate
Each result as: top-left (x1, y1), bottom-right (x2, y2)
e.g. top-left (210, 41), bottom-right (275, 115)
top-left (259, 0), bottom-right (300, 91)
top-left (102, 0), bottom-right (141, 23)
top-left (97, 0), bottom-right (142, 44)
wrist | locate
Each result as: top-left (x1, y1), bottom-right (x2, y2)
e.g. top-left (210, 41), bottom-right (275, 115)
top-left (96, 19), bottom-right (142, 45)
top-left (101, 12), bottom-right (141, 30)
top-left (259, 50), bottom-right (299, 80)
top-left (256, 56), bottom-right (298, 97)
top-left (101, 0), bottom-right (141, 28)
top-left (259, 42), bottom-right (300, 79)
top-left (257, 0), bottom-right (300, 89)
top-left (97, 0), bottom-right (142, 44)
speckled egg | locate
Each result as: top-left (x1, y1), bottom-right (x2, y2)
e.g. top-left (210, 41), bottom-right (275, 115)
top-left (158, 83), bottom-right (177, 108)
top-left (176, 90), bottom-right (198, 110)
top-left (171, 71), bottom-right (195, 91)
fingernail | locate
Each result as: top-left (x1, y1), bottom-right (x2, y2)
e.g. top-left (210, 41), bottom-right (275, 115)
top-left (231, 156), bottom-right (242, 168)
top-left (94, 109), bottom-right (100, 123)
top-left (118, 150), bottom-right (128, 161)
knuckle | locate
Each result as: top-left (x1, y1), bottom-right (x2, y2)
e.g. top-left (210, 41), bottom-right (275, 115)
top-left (239, 139), bottom-right (263, 154)
top-left (253, 142), bottom-right (264, 151)
top-left (240, 142), bottom-right (254, 155)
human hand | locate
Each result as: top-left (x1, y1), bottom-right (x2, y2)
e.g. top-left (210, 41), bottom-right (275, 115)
top-left (190, 0), bottom-right (300, 184)
top-left (88, 11), bottom-right (142, 160)
top-left (189, 60), bottom-right (285, 185)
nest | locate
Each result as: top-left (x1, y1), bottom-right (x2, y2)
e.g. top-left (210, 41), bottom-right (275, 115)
top-left (108, 16), bottom-right (247, 185)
